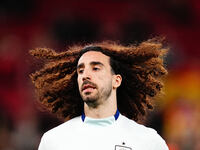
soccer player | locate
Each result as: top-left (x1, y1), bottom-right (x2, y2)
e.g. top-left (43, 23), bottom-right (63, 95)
top-left (30, 39), bottom-right (169, 150)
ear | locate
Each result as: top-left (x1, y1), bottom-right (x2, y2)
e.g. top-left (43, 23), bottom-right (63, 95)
top-left (113, 74), bottom-right (122, 89)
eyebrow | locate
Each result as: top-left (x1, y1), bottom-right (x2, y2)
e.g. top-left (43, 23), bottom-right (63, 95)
top-left (77, 61), bottom-right (104, 69)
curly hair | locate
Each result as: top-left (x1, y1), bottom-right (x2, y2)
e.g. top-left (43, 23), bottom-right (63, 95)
top-left (30, 38), bottom-right (168, 121)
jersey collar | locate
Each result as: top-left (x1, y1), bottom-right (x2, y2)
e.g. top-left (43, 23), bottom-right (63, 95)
top-left (81, 109), bottom-right (120, 122)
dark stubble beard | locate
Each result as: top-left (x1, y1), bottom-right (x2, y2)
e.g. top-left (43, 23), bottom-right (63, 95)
top-left (81, 83), bottom-right (112, 108)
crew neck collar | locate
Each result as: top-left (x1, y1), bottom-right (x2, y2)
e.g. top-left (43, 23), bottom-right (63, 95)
top-left (81, 109), bottom-right (120, 126)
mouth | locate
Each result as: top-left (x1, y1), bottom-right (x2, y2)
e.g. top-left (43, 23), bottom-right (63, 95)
top-left (82, 84), bottom-right (96, 92)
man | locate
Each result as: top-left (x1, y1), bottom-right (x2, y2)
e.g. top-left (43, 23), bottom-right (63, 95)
top-left (30, 39), bottom-right (169, 150)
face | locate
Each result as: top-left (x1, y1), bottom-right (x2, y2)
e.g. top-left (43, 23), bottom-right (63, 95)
top-left (77, 51), bottom-right (114, 107)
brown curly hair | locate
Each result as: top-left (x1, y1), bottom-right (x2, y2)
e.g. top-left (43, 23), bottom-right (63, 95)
top-left (30, 38), bottom-right (168, 121)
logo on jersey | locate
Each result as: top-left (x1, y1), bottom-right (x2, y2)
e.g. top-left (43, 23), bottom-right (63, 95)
top-left (115, 145), bottom-right (132, 150)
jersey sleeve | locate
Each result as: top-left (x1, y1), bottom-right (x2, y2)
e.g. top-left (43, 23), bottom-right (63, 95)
top-left (152, 132), bottom-right (169, 150)
top-left (38, 134), bottom-right (47, 150)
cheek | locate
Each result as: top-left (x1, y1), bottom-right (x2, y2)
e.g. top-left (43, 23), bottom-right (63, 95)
top-left (97, 74), bottom-right (112, 85)
top-left (77, 76), bottom-right (82, 89)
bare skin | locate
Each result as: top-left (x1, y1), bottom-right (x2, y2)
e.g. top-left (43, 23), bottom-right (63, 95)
top-left (77, 51), bottom-right (122, 119)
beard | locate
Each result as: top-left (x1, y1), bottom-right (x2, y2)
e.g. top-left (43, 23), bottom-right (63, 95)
top-left (81, 91), bottom-right (100, 108)
top-left (80, 81), bottom-right (112, 108)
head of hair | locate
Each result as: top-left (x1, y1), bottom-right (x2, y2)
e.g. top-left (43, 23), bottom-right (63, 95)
top-left (29, 38), bottom-right (168, 121)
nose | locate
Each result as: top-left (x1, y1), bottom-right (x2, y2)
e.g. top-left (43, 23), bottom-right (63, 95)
top-left (82, 69), bottom-right (91, 81)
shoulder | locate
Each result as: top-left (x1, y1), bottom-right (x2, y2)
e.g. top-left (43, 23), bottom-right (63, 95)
top-left (42, 116), bottom-right (81, 138)
top-left (118, 115), bottom-right (168, 149)
top-left (38, 116), bottom-right (82, 150)
top-left (118, 115), bottom-right (156, 133)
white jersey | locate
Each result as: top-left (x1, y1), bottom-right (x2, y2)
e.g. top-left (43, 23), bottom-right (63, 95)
top-left (38, 114), bottom-right (168, 150)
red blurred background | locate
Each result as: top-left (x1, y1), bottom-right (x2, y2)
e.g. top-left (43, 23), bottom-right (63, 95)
top-left (0, 0), bottom-right (200, 150)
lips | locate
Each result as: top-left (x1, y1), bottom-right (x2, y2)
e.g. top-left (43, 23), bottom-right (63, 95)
top-left (81, 80), bottom-right (97, 92)
top-left (82, 84), bottom-right (96, 91)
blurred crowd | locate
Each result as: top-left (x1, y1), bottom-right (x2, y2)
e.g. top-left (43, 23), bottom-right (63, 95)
top-left (0, 0), bottom-right (200, 150)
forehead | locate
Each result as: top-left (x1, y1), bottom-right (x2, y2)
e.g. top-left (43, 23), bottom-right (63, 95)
top-left (77, 51), bottom-right (110, 65)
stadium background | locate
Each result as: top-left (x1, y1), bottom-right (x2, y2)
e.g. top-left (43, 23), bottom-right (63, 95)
top-left (0, 0), bottom-right (200, 150)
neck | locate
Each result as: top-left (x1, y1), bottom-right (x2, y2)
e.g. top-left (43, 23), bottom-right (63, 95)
top-left (84, 92), bottom-right (117, 119)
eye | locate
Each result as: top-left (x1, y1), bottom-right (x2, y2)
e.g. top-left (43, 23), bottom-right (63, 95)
top-left (93, 67), bottom-right (100, 71)
top-left (78, 69), bottom-right (84, 74)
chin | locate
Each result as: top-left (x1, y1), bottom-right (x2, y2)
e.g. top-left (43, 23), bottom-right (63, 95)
top-left (83, 96), bottom-right (97, 102)
top-left (82, 94), bottom-right (99, 106)
top-left (82, 91), bottom-right (97, 100)
top-left (84, 98), bottom-right (99, 108)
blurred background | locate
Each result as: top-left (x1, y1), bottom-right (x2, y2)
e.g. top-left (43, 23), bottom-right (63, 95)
top-left (0, 0), bottom-right (200, 150)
